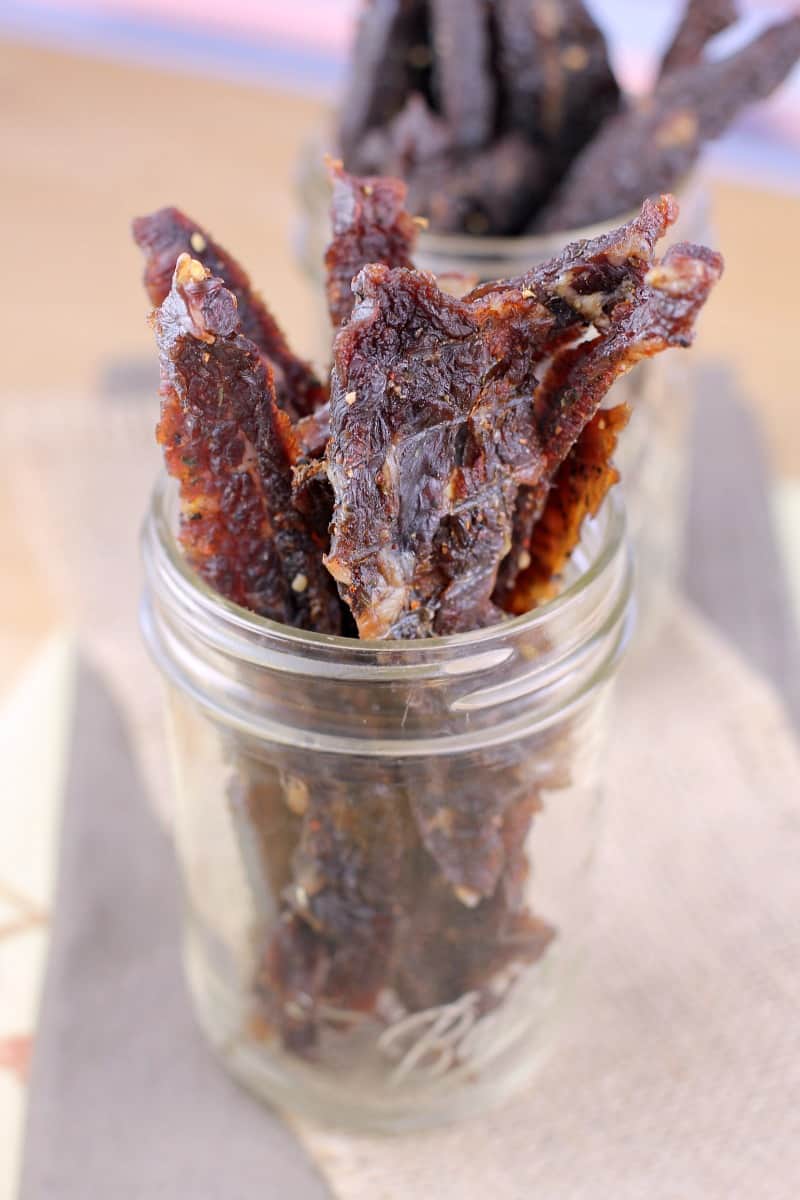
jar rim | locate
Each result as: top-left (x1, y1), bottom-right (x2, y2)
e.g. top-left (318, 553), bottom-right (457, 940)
top-left (143, 471), bottom-right (628, 661)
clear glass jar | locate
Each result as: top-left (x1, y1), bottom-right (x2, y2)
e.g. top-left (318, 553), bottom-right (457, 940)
top-left (295, 147), bottom-right (711, 643)
top-left (140, 477), bottom-right (633, 1132)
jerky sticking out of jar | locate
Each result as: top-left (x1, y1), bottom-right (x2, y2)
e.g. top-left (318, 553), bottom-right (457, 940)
top-left (133, 206), bottom-right (326, 419)
top-left (324, 195), bottom-right (721, 638)
top-left (538, 15), bottom-right (800, 231)
top-left (153, 254), bottom-right (341, 631)
top-left (338, 0), bottom-right (432, 168)
top-left (493, 0), bottom-right (621, 168)
top-left (324, 161), bottom-right (419, 328)
top-left (429, 0), bottom-right (495, 152)
top-left (658, 0), bottom-right (739, 79)
top-left (513, 405), bottom-right (629, 606)
top-left (497, 239), bottom-right (724, 609)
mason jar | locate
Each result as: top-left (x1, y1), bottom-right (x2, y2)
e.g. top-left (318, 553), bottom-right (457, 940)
top-left (140, 476), bottom-right (633, 1132)
top-left (295, 148), bottom-right (711, 643)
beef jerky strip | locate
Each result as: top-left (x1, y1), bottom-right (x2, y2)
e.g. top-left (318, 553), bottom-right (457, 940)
top-left (395, 864), bottom-right (555, 1013)
top-left (658, 0), bottom-right (738, 79)
top-left (259, 779), bottom-right (416, 1051)
top-left (324, 162), bottom-right (419, 329)
top-left (537, 16), bottom-right (800, 232)
top-left (408, 133), bottom-right (549, 236)
top-left (133, 206), bottom-right (326, 419)
top-left (324, 197), bottom-right (679, 639)
top-left (430, 0), bottom-right (496, 151)
top-left (154, 255), bottom-right (341, 631)
top-left (493, 0), bottom-right (621, 168)
top-left (505, 242), bottom-right (724, 612)
top-left (351, 92), bottom-right (453, 178)
top-left (410, 762), bottom-right (543, 905)
top-left (338, 0), bottom-right (431, 166)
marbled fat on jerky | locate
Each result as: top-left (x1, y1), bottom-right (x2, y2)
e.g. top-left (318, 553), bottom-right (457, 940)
top-left (658, 0), bottom-right (739, 78)
top-left (133, 206), bottom-right (326, 419)
top-left (538, 16), bottom-right (800, 230)
top-left (324, 197), bottom-right (696, 638)
top-left (324, 163), bottom-right (419, 328)
top-left (153, 255), bottom-right (341, 631)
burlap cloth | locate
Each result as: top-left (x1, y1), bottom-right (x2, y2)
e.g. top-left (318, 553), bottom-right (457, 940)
top-left (7, 386), bottom-right (800, 1197)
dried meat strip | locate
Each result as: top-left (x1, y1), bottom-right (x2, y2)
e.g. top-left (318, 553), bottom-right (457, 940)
top-left (395, 866), bottom-right (555, 1012)
top-left (408, 133), bottom-right (549, 236)
top-left (259, 779), bottom-right (416, 1050)
top-left (133, 206), bottom-right (326, 419)
top-left (493, 0), bottom-right (620, 169)
top-left (324, 162), bottom-right (419, 329)
top-left (503, 405), bottom-right (629, 609)
top-left (411, 762), bottom-right (543, 906)
top-left (430, 0), bottom-right (496, 151)
top-left (538, 16), bottom-right (800, 231)
top-left (658, 0), bottom-right (739, 79)
top-left (154, 255), bottom-right (341, 631)
top-left (504, 242), bottom-right (724, 612)
top-left (324, 197), bottom-right (697, 638)
top-left (338, 0), bottom-right (431, 166)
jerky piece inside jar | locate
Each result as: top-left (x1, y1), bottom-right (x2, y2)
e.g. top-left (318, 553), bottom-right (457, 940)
top-left (152, 254), bottom-right (341, 631)
top-left (133, 206), bottom-right (326, 419)
top-left (257, 777), bottom-right (417, 1052)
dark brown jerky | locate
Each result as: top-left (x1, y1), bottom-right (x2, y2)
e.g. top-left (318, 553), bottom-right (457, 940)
top-left (408, 133), bottom-right (550, 236)
top-left (411, 762), bottom-right (543, 905)
top-left (153, 255), bottom-right (341, 631)
top-left (133, 206), bottom-right (326, 419)
top-left (430, 0), bottom-right (495, 151)
top-left (538, 15), bottom-right (800, 231)
top-left (493, 0), bottom-right (620, 168)
top-left (338, 0), bottom-right (431, 166)
top-left (324, 162), bottom-right (419, 329)
top-left (324, 197), bottom-right (694, 638)
top-left (658, 0), bottom-right (738, 79)
top-left (501, 242), bottom-right (724, 611)
top-left (259, 779), bottom-right (416, 1049)
top-left (352, 92), bottom-right (453, 178)
top-left (396, 866), bottom-right (555, 1012)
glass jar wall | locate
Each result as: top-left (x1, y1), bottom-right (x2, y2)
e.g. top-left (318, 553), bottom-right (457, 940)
top-left (140, 478), bottom-right (633, 1132)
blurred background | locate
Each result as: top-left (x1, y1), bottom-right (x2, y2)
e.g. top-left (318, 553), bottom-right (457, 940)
top-left (0, 2), bottom-right (799, 1192)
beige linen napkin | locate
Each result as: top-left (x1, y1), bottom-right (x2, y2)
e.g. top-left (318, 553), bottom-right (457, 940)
top-left (297, 600), bottom-right (800, 1198)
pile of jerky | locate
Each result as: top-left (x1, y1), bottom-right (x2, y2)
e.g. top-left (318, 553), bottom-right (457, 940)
top-left (134, 166), bottom-right (721, 1054)
top-left (135, 164), bottom-right (721, 640)
top-left (338, 0), bottom-right (800, 235)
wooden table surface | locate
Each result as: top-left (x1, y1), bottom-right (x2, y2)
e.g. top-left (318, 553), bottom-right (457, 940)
top-left (1, 38), bottom-right (799, 695)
